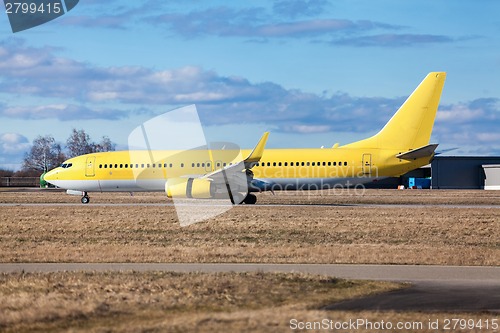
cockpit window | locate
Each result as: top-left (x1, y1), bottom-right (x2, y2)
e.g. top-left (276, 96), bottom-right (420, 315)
top-left (60, 163), bottom-right (73, 168)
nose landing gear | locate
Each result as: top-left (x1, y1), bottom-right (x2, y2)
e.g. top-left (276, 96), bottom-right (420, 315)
top-left (81, 192), bottom-right (90, 204)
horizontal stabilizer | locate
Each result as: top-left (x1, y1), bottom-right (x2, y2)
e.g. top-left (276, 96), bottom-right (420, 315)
top-left (396, 144), bottom-right (439, 160)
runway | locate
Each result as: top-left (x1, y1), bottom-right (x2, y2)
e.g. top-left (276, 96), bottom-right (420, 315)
top-left (1, 263), bottom-right (499, 312)
top-left (1, 202), bottom-right (499, 209)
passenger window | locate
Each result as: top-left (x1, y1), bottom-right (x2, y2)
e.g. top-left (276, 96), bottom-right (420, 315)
top-left (120, 164), bottom-right (123, 168)
top-left (99, 164), bottom-right (102, 169)
top-left (306, 162), bottom-right (310, 166)
top-left (301, 162), bottom-right (305, 166)
top-left (197, 163), bottom-right (200, 167)
top-left (328, 162), bottom-right (331, 166)
top-left (290, 162), bottom-right (293, 166)
top-left (104, 164), bottom-right (107, 169)
top-left (278, 162), bottom-right (282, 166)
top-left (181, 163), bottom-right (184, 167)
top-left (344, 162), bottom-right (348, 166)
top-left (284, 162), bottom-right (288, 166)
top-left (147, 164), bottom-right (150, 168)
top-left (333, 162), bottom-right (336, 166)
top-left (312, 162), bottom-right (315, 166)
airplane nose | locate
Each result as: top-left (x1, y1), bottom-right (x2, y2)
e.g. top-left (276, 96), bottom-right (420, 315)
top-left (43, 169), bottom-right (59, 182)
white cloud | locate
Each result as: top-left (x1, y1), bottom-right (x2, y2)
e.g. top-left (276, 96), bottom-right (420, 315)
top-left (284, 124), bottom-right (331, 133)
top-left (436, 104), bottom-right (484, 122)
top-left (0, 133), bottom-right (30, 154)
top-left (1, 104), bottom-right (131, 121)
top-left (0, 39), bottom-right (499, 155)
top-left (476, 132), bottom-right (500, 142)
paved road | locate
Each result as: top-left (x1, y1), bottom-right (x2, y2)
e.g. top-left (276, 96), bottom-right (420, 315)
top-left (325, 281), bottom-right (500, 313)
top-left (1, 263), bottom-right (499, 312)
top-left (0, 263), bottom-right (498, 282)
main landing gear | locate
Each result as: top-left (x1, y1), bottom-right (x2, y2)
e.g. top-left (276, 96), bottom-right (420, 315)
top-left (81, 192), bottom-right (90, 204)
top-left (243, 193), bottom-right (257, 204)
top-left (230, 193), bottom-right (257, 205)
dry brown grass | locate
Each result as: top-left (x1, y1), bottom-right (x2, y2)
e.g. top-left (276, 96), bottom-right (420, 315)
top-left (0, 189), bottom-right (498, 265)
top-left (0, 190), bottom-right (498, 332)
top-left (0, 271), bottom-right (496, 333)
top-left (0, 271), bottom-right (400, 333)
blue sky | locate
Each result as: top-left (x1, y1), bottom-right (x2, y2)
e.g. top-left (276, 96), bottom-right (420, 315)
top-left (1, 0), bottom-right (499, 170)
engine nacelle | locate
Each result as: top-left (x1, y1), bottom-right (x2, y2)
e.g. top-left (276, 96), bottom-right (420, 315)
top-left (165, 177), bottom-right (215, 199)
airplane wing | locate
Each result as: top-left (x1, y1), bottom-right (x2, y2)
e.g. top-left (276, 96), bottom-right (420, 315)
top-left (202, 132), bottom-right (269, 180)
top-left (194, 132), bottom-right (270, 203)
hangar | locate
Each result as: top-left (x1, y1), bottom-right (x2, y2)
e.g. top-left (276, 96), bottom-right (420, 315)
top-left (481, 164), bottom-right (500, 190)
top-left (364, 156), bottom-right (500, 190)
top-left (431, 156), bottom-right (500, 189)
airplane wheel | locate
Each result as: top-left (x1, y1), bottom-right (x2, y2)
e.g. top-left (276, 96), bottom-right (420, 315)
top-left (231, 193), bottom-right (245, 205)
top-left (81, 196), bottom-right (90, 204)
top-left (243, 193), bottom-right (257, 204)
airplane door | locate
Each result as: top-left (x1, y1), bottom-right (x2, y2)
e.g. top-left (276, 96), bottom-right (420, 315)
top-left (85, 156), bottom-right (96, 177)
top-left (362, 153), bottom-right (372, 175)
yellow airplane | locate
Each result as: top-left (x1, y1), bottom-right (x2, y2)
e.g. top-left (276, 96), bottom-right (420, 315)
top-left (44, 72), bottom-right (446, 204)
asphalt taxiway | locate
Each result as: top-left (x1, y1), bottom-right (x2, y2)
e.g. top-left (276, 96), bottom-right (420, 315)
top-left (0, 202), bottom-right (498, 209)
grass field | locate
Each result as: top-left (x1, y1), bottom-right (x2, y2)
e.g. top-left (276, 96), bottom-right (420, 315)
top-left (0, 271), bottom-right (496, 333)
top-left (0, 271), bottom-right (403, 333)
top-left (0, 189), bottom-right (498, 265)
top-left (0, 189), bottom-right (498, 332)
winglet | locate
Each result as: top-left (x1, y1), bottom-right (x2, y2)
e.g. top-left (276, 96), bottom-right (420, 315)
top-left (245, 132), bottom-right (269, 164)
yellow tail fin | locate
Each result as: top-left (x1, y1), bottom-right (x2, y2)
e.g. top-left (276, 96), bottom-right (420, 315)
top-left (344, 72), bottom-right (446, 150)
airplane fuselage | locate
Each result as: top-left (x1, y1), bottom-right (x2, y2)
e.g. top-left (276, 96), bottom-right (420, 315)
top-left (46, 147), bottom-right (431, 193)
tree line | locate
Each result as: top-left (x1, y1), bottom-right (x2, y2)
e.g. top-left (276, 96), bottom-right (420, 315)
top-left (2, 129), bottom-right (115, 177)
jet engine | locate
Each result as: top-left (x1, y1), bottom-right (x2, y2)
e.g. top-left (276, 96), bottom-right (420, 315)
top-left (165, 178), bottom-right (215, 199)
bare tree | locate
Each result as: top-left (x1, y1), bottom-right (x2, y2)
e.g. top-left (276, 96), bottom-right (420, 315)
top-left (95, 136), bottom-right (116, 152)
top-left (66, 129), bottom-right (116, 156)
top-left (66, 129), bottom-right (96, 158)
top-left (22, 135), bottom-right (65, 172)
